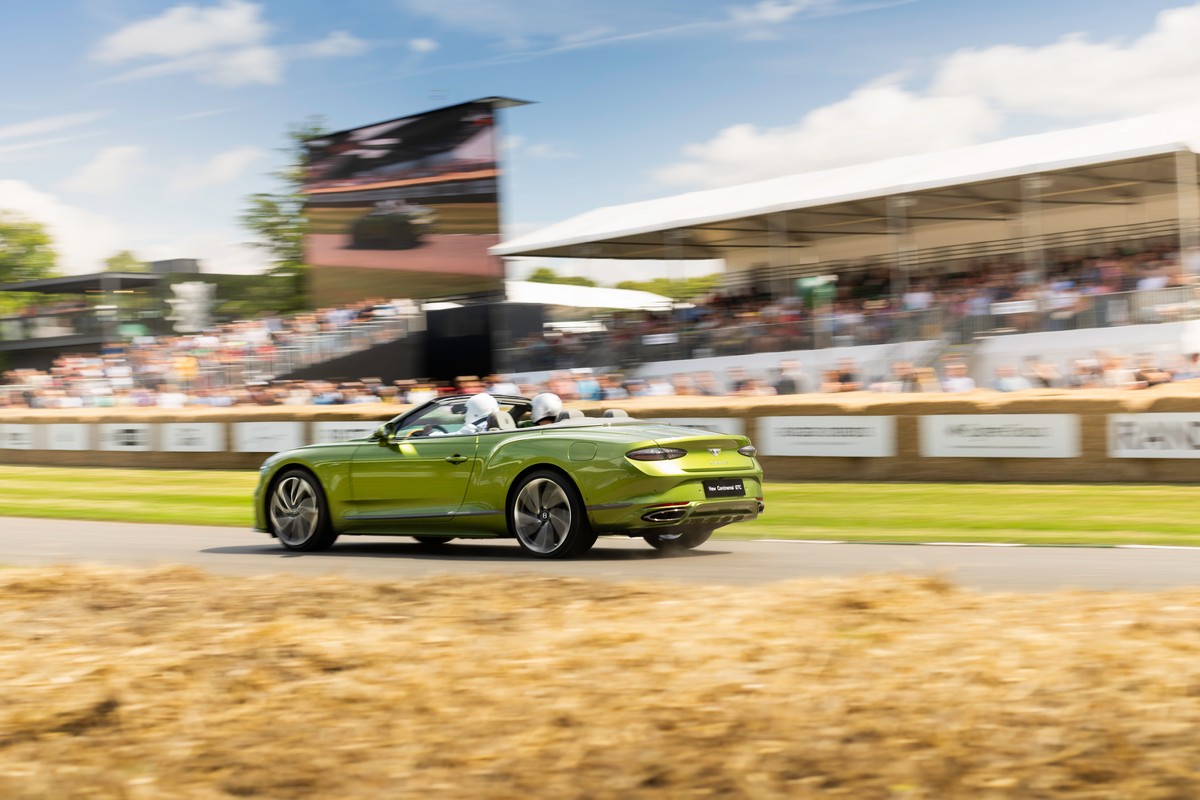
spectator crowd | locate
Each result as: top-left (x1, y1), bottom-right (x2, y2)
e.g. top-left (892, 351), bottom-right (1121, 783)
top-left (3, 239), bottom-right (1200, 408)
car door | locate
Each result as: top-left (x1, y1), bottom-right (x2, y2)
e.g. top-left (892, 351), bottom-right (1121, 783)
top-left (349, 432), bottom-right (479, 524)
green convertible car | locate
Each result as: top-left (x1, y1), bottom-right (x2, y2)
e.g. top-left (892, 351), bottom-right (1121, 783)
top-left (254, 394), bottom-right (764, 558)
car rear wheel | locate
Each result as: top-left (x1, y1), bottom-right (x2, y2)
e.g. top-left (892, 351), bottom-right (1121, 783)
top-left (643, 526), bottom-right (714, 552)
top-left (509, 471), bottom-right (595, 559)
top-left (269, 469), bottom-right (338, 551)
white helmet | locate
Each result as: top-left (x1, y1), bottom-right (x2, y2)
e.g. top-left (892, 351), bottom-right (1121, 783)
top-left (531, 392), bottom-right (563, 425)
top-left (464, 392), bottom-right (499, 425)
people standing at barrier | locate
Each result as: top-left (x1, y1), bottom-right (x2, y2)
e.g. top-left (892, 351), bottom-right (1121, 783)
top-left (992, 366), bottom-right (1033, 392)
top-left (941, 362), bottom-right (976, 393)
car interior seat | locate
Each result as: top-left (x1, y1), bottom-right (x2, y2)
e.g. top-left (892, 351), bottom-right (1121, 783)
top-left (601, 409), bottom-right (629, 418)
top-left (488, 410), bottom-right (516, 430)
top-left (556, 409), bottom-right (585, 422)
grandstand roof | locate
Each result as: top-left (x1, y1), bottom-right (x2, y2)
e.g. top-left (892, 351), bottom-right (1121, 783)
top-left (493, 111), bottom-right (1200, 260)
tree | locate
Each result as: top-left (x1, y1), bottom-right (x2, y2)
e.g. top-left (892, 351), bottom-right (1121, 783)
top-left (240, 117), bottom-right (326, 315)
top-left (616, 274), bottom-right (722, 301)
top-left (103, 250), bottom-right (149, 273)
top-left (0, 214), bottom-right (57, 316)
top-left (0, 213), bottom-right (56, 283)
top-left (527, 266), bottom-right (597, 287)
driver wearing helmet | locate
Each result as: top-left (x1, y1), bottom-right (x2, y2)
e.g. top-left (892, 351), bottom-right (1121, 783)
top-left (424, 392), bottom-right (498, 436)
top-left (529, 392), bottom-right (563, 426)
top-left (458, 392), bottom-right (499, 434)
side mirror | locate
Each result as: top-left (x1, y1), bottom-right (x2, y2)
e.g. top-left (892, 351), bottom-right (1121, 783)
top-left (372, 424), bottom-right (391, 445)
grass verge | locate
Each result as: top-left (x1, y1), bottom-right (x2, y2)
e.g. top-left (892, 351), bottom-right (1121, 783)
top-left (0, 465), bottom-right (1196, 545)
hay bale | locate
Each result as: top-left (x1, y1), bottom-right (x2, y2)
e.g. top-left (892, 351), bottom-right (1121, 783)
top-left (2, 566), bottom-right (1200, 798)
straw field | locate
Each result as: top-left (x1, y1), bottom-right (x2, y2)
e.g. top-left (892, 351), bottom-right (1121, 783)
top-left (3, 565), bottom-right (1200, 798)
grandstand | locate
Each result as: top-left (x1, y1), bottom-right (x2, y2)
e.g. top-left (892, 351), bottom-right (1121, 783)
top-left (493, 111), bottom-right (1200, 380)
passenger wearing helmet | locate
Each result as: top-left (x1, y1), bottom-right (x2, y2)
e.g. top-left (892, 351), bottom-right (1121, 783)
top-left (530, 392), bottom-right (563, 426)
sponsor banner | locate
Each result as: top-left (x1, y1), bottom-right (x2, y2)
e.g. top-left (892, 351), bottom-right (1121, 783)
top-left (1109, 413), bottom-right (1200, 458)
top-left (46, 424), bottom-right (89, 451)
top-left (234, 422), bottom-right (304, 453)
top-left (646, 418), bottom-right (745, 437)
top-left (162, 423), bottom-right (225, 452)
top-left (0, 424), bottom-right (36, 450)
top-left (921, 415), bottom-right (1079, 458)
top-left (311, 421), bottom-right (380, 444)
top-left (99, 423), bottom-right (154, 452)
top-left (759, 416), bottom-right (895, 458)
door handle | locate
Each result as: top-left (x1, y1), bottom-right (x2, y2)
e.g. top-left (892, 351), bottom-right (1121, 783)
top-left (444, 454), bottom-right (468, 464)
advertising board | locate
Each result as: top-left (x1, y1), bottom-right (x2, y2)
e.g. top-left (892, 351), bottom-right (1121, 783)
top-left (162, 423), bottom-right (226, 452)
top-left (1109, 413), bottom-right (1200, 458)
top-left (99, 423), bottom-right (154, 452)
top-left (758, 416), bottom-right (895, 457)
top-left (311, 421), bottom-right (381, 444)
top-left (920, 415), bottom-right (1079, 458)
top-left (234, 422), bottom-right (304, 454)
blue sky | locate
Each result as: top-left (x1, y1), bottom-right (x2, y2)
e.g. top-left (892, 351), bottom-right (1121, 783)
top-left (2, 0), bottom-right (1199, 280)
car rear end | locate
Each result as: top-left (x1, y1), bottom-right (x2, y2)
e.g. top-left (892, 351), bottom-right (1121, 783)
top-left (586, 425), bottom-right (764, 535)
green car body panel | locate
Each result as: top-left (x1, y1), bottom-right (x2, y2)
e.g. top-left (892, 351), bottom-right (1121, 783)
top-left (254, 395), bottom-right (764, 554)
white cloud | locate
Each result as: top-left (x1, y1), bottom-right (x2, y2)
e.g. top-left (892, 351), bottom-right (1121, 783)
top-left (655, 79), bottom-right (996, 188)
top-left (657, 1), bottom-right (1200, 189)
top-left (408, 37), bottom-right (439, 54)
top-left (139, 229), bottom-right (270, 275)
top-left (92, 0), bottom-right (269, 62)
top-left (203, 45), bottom-right (284, 86)
top-left (505, 134), bottom-right (577, 160)
top-left (728, 0), bottom-right (834, 26)
top-left (300, 31), bottom-right (369, 58)
top-left (930, 4), bottom-right (1200, 118)
top-left (0, 111), bottom-right (108, 142)
top-left (0, 180), bottom-right (269, 276)
top-left (92, 1), bottom-right (366, 86)
top-left (60, 145), bottom-right (147, 195)
top-left (172, 145), bottom-right (265, 190)
top-left (0, 180), bottom-right (127, 274)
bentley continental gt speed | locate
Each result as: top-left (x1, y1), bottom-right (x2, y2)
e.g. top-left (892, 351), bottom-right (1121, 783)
top-left (254, 395), bottom-right (764, 558)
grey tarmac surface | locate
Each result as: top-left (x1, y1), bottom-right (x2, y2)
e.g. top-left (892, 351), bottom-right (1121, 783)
top-left (2, 516), bottom-right (1200, 591)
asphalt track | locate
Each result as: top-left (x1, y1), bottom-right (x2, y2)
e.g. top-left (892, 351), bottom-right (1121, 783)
top-left (2, 516), bottom-right (1200, 591)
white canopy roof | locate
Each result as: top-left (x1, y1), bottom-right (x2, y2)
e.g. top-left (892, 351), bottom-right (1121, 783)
top-left (493, 111), bottom-right (1200, 258)
top-left (504, 280), bottom-right (672, 310)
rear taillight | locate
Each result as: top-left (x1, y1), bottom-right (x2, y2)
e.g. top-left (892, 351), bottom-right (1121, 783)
top-left (627, 446), bottom-right (687, 461)
top-left (737, 445), bottom-right (757, 457)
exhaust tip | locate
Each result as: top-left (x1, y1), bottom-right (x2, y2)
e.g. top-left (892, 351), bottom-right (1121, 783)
top-left (641, 507), bottom-right (688, 523)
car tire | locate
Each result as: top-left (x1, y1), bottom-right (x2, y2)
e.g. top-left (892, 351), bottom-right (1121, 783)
top-left (268, 469), bottom-right (338, 552)
top-left (643, 526), bottom-right (714, 552)
top-left (509, 470), bottom-right (596, 559)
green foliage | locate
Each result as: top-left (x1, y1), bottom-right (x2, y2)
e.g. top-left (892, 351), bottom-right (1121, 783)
top-left (615, 274), bottom-right (721, 301)
top-left (240, 117), bottom-right (326, 315)
top-left (0, 213), bottom-right (58, 316)
top-left (527, 266), bottom-right (596, 287)
top-left (103, 250), bottom-right (149, 273)
top-left (0, 213), bottom-right (56, 283)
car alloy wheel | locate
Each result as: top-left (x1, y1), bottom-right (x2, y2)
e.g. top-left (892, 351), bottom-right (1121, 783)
top-left (269, 469), bottom-right (337, 551)
top-left (510, 471), bottom-right (595, 558)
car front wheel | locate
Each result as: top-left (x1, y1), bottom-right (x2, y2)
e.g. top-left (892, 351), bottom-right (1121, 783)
top-left (269, 469), bottom-right (338, 551)
top-left (643, 526), bottom-right (714, 552)
top-left (509, 470), bottom-right (595, 559)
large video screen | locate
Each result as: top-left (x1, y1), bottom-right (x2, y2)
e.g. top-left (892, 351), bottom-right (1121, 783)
top-left (301, 100), bottom-right (504, 303)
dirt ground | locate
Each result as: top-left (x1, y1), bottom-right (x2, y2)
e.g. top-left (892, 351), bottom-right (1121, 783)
top-left (2, 567), bottom-right (1200, 799)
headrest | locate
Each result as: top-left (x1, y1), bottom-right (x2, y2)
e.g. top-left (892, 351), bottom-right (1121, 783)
top-left (556, 409), bottom-right (585, 422)
top-left (487, 410), bottom-right (516, 430)
top-left (601, 409), bottom-right (629, 418)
